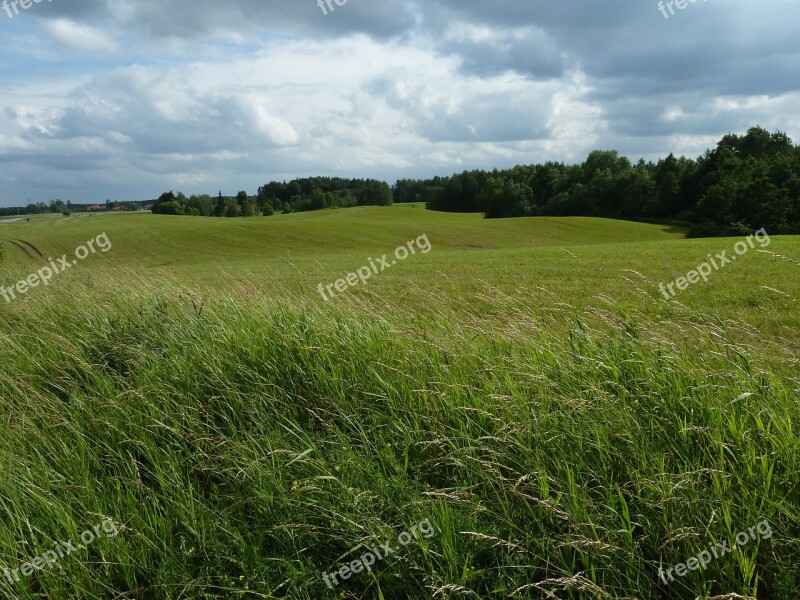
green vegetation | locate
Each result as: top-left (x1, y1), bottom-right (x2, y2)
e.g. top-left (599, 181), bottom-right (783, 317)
top-left (397, 126), bottom-right (800, 236)
top-left (1, 199), bottom-right (141, 217)
top-left (0, 208), bottom-right (798, 599)
top-left (150, 178), bottom-right (394, 218)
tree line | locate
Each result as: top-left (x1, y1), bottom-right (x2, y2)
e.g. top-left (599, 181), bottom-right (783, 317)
top-left (0, 199), bottom-right (140, 217)
top-left (151, 178), bottom-right (393, 217)
top-left (394, 126), bottom-right (800, 235)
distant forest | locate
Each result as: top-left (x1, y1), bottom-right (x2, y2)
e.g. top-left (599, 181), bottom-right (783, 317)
top-left (150, 178), bottom-right (393, 218)
top-left (5, 127), bottom-right (799, 236)
top-left (395, 127), bottom-right (800, 236)
top-left (0, 199), bottom-right (140, 218)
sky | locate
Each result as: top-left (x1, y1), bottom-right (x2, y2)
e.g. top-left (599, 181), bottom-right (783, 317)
top-left (0, 0), bottom-right (799, 206)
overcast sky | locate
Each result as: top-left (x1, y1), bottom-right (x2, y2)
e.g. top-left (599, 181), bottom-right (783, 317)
top-left (0, 0), bottom-right (798, 206)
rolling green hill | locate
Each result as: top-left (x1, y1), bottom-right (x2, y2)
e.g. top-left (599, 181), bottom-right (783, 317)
top-left (1, 205), bottom-right (686, 267)
top-left (1, 205), bottom-right (798, 335)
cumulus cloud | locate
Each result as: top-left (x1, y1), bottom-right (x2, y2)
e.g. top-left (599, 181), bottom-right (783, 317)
top-left (0, 0), bottom-right (798, 204)
top-left (41, 18), bottom-right (118, 53)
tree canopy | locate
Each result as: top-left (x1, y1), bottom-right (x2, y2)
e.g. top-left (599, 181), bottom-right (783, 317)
top-left (393, 127), bottom-right (800, 235)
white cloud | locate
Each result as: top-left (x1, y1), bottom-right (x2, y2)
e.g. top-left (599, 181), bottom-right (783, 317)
top-left (41, 18), bottom-right (118, 53)
top-left (0, 0), bottom-right (798, 204)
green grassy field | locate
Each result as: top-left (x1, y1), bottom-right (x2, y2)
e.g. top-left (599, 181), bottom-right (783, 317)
top-left (0, 207), bottom-right (798, 599)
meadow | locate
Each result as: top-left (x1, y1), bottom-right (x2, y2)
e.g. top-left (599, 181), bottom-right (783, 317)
top-left (0, 206), bottom-right (798, 599)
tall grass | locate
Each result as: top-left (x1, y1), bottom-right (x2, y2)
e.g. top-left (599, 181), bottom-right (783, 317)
top-left (0, 282), bottom-right (797, 599)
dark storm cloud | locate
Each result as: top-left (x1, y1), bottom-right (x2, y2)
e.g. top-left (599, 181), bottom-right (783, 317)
top-left (34, 0), bottom-right (800, 99)
top-left (37, 0), bottom-right (109, 19)
top-left (36, 0), bottom-right (417, 40)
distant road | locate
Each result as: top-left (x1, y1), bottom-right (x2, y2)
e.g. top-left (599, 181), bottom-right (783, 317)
top-left (0, 218), bottom-right (23, 223)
